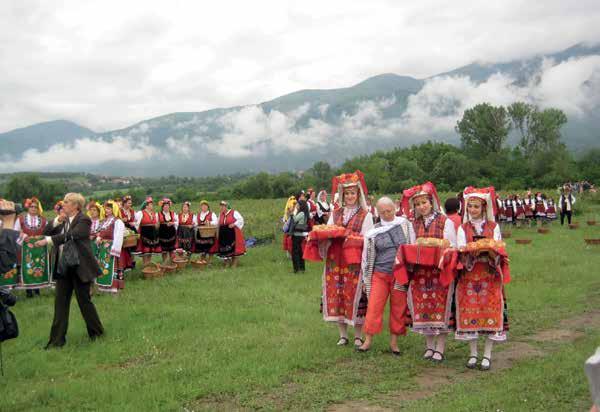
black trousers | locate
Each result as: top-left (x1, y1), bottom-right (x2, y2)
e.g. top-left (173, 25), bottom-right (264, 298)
top-left (291, 236), bottom-right (305, 273)
top-left (47, 268), bottom-right (104, 347)
top-left (560, 210), bottom-right (572, 225)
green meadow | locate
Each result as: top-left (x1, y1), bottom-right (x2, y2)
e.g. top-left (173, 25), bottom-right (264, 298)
top-left (1, 194), bottom-right (600, 411)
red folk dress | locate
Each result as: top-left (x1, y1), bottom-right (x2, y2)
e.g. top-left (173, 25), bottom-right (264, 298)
top-left (455, 221), bottom-right (509, 341)
top-left (137, 210), bottom-right (161, 254)
top-left (217, 210), bottom-right (246, 257)
top-left (119, 207), bottom-right (136, 270)
top-left (408, 214), bottom-right (454, 335)
top-left (322, 208), bottom-right (368, 326)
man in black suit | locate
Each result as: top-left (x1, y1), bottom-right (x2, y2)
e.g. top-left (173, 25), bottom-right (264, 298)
top-left (35, 193), bottom-right (104, 348)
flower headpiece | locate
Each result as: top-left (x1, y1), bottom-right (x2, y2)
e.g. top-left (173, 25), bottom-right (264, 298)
top-left (401, 181), bottom-right (442, 218)
top-left (24, 197), bottom-right (43, 214)
top-left (463, 186), bottom-right (497, 223)
top-left (331, 170), bottom-right (368, 210)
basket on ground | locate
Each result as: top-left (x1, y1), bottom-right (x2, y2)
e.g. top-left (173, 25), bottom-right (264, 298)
top-left (515, 239), bottom-right (532, 245)
top-left (173, 257), bottom-right (189, 269)
top-left (142, 263), bottom-right (163, 279)
top-left (190, 259), bottom-right (207, 269)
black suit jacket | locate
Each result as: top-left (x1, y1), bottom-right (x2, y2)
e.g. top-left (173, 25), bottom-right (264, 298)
top-left (44, 211), bottom-right (101, 283)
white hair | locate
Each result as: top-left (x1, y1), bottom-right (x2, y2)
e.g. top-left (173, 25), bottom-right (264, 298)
top-left (376, 196), bottom-right (395, 208)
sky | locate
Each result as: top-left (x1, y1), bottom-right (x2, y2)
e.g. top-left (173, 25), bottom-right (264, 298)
top-left (1, 0), bottom-right (600, 134)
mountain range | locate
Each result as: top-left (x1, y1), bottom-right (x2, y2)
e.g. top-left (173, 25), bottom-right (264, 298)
top-left (1, 43), bottom-right (599, 176)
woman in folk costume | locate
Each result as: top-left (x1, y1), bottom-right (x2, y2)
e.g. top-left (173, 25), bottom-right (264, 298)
top-left (358, 196), bottom-right (414, 354)
top-left (534, 192), bottom-right (548, 224)
top-left (177, 201), bottom-right (195, 256)
top-left (158, 198), bottom-right (178, 263)
top-left (282, 196), bottom-right (297, 256)
top-left (217, 201), bottom-right (246, 267)
top-left (95, 201), bottom-right (126, 292)
top-left (496, 196), bottom-right (506, 223)
top-left (306, 189), bottom-right (318, 229)
top-left (14, 197), bottom-right (48, 297)
top-left (118, 195), bottom-right (136, 271)
top-left (503, 196), bottom-right (515, 225)
top-left (402, 182), bottom-right (457, 363)
top-left (514, 195), bottom-right (526, 227)
top-left (546, 198), bottom-right (557, 221)
top-left (367, 195), bottom-right (379, 224)
top-left (87, 201), bottom-right (105, 239)
top-left (135, 197), bottom-right (161, 267)
top-left (523, 192), bottom-right (535, 223)
top-left (195, 200), bottom-right (219, 263)
top-left (315, 191), bottom-right (332, 225)
top-left (455, 187), bottom-right (510, 371)
top-left (322, 170), bottom-right (374, 347)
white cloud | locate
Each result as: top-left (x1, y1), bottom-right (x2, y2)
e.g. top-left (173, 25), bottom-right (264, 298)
top-left (1, 1), bottom-right (600, 132)
top-left (0, 137), bottom-right (159, 172)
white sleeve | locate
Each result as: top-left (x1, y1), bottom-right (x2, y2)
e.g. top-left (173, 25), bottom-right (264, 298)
top-left (493, 224), bottom-right (502, 241)
top-left (443, 219), bottom-right (457, 248)
top-left (111, 219), bottom-right (125, 257)
top-left (543, 200), bottom-right (548, 211)
top-left (13, 218), bottom-right (21, 232)
top-left (327, 213), bottom-right (334, 225)
top-left (173, 213), bottom-right (179, 230)
top-left (457, 226), bottom-right (467, 248)
top-left (134, 211), bottom-right (143, 230)
top-left (233, 211), bottom-right (244, 229)
top-left (211, 212), bottom-right (218, 226)
top-left (192, 214), bottom-right (198, 227)
top-left (360, 212), bottom-right (374, 235)
top-left (407, 220), bottom-right (416, 244)
top-left (572, 196), bottom-right (576, 205)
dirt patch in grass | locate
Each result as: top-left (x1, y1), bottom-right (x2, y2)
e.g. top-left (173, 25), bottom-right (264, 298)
top-left (326, 310), bottom-right (600, 412)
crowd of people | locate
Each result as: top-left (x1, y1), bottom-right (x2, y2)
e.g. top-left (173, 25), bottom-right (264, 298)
top-left (281, 171), bottom-right (520, 371)
top-left (1, 195), bottom-right (247, 296)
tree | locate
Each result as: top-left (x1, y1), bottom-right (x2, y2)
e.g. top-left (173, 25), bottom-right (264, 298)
top-left (306, 161), bottom-right (333, 191)
top-left (456, 103), bottom-right (511, 156)
top-left (4, 174), bottom-right (67, 209)
top-left (508, 102), bottom-right (568, 158)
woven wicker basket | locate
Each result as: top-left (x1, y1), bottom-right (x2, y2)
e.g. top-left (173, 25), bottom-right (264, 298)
top-left (123, 234), bottom-right (139, 248)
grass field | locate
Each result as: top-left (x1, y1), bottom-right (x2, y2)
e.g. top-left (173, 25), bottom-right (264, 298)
top-left (2, 194), bottom-right (600, 411)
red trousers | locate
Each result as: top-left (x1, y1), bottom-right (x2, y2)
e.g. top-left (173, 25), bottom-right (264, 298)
top-left (364, 272), bottom-right (408, 336)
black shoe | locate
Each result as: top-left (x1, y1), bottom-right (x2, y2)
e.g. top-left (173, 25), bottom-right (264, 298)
top-left (431, 350), bottom-right (445, 364)
top-left (466, 356), bottom-right (478, 369)
top-left (480, 356), bottom-right (492, 371)
top-left (391, 349), bottom-right (401, 356)
top-left (356, 346), bottom-right (370, 353)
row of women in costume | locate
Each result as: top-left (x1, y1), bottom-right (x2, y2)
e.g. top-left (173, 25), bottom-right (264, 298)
top-left (304, 171), bottom-right (510, 371)
top-left (131, 197), bottom-right (246, 268)
top-left (495, 192), bottom-right (558, 224)
top-left (7, 196), bottom-right (246, 295)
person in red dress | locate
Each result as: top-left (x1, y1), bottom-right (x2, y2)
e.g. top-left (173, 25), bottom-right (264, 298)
top-left (194, 200), bottom-right (218, 264)
top-left (282, 196), bottom-right (297, 257)
top-left (158, 199), bottom-right (178, 264)
top-left (217, 201), bottom-right (246, 268)
top-left (177, 201), bottom-right (195, 256)
top-left (320, 171), bottom-right (374, 347)
top-left (119, 195), bottom-right (136, 271)
top-left (403, 182), bottom-right (457, 363)
top-left (14, 197), bottom-right (48, 297)
top-left (134, 197), bottom-right (161, 267)
top-left (455, 187), bottom-right (510, 371)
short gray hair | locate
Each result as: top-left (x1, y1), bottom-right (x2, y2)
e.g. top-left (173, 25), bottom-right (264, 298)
top-left (64, 193), bottom-right (86, 210)
top-left (376, 196), bottom-right (395, 208)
